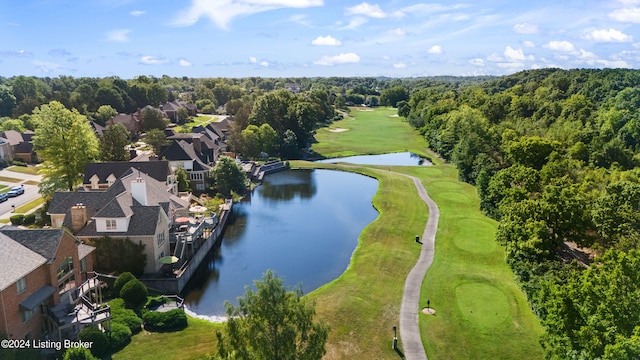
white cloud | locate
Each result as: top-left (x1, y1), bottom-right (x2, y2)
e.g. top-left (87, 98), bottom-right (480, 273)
top-left (545, 40), bottom-right (575, 52)
top-left (504, 46), bottom-right (534, 62)
top-left (609, 7), bottom-right (640, 23)
top-left (427, 45), bottom-right (443, 54)
top-left (313, 52), bottom-right (360, 66)
top-left (387, 28), bottom-right (406, 36)
top-left (345, 2), bottom-right (387, 18)
top-left (174, 0), bottom-right (324, 29)
top-left (401, 3), bottom-right (468, 14)
top-left (260, 61), bottom-right (270, 67)
top-left (179, 59), bottom-right (192, 67)
top-left (311, 35), bottom-right (341, 46)
top-left (487, 53), bottom-right (504, 62)
top-left (130, 10), bottom-right (145, 16)
top-left (513, 23), bottom-right (538, 34)
top-left (497, 62), bottom-right (525, 71)
top-left (523, 40), bottom-right (536, 48)
top-left (470, 58), bottom-right (485, 66)
top-left (597, 59), bottom-right (631, 67)
top-left (249, 56), bottom-right (257, 63)
top-left (340, 16), bottom-right (368, 30)
top-left (106, 29), bottom-right (130, 42)
top-left (393, 62), bottom-right (406, 68)
top-left (584, 28), bottom-right (633, 42)
top-left (140, 56), bottom-right (169, 65)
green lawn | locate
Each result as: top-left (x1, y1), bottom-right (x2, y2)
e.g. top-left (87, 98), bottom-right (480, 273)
top-left (112, 317), bottom-right (223, 360)
top-left (6, 165), bottom-right (40, 175)
top-left (14, 197), bottom-right (44, 213)
top-left (176, 115), bottom-right (219, 132)
top-left (312, 107), bottom-right (436, 160)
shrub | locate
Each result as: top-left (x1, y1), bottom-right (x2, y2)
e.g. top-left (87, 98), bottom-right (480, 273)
top-left (9, 214), bottom-right (24, 225)
top-left (142, 309), bottom-right (188, 332)
top-left (120, 279), bottom-right (148, 309)
top-left (146, 296), bottom-right (168, 309)
top-left (78, 326), bottom-right (109, 357)
top-left (108, 322), bottom-right (132, 351)
top-left (63, 346), bottom-right (98, 360)
top-left (109, 298), bottom-right (142, 334)
top-left (23, 213), bottom-right (35, 225)
top-left (113, 272), bottom-right (136, 297)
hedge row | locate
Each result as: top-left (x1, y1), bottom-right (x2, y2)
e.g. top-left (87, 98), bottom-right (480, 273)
top-left (142, 309), bottom-right (187, 332)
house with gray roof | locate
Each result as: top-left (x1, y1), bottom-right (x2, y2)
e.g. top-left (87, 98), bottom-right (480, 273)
top-left (159, 140), bottom-right (212, 191)
top-left (48, 168), bottom-right (189, 274)
top-left (83, 160), bottom-right (176, 193)
top-left (0, 227), bottom-right (96, 341)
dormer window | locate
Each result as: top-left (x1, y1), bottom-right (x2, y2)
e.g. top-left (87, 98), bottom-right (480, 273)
top-left (106, 219), bottom-right (117, 230)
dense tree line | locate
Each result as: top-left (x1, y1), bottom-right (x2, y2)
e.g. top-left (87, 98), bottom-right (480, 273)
top-left (403, 68), bottom-right (640, 358)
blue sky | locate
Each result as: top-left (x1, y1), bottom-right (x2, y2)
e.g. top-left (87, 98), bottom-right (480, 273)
top-left (0, 0), bottom-right (638, 78)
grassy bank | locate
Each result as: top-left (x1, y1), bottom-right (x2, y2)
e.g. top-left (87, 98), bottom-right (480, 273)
top-left (112, 317), bottom-right (222, 360)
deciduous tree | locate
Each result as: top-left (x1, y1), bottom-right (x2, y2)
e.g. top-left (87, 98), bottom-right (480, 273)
top-left (33, 101), bottom-right (99, 193)
top-left (210, 156), bottom-right (246, 197)
top-left (101, 123), bottom-right (130, 161)
top-left (217, 270), bottom-right (329, 360)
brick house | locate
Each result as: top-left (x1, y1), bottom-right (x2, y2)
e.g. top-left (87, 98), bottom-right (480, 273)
top-left (0, 228), bottom-right (96, 341)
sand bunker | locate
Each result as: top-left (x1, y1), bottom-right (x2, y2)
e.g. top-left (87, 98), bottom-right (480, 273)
top-left (329, 128), bottom-right (349, 132)
top-left (422, 307), bottom-right (436, 315)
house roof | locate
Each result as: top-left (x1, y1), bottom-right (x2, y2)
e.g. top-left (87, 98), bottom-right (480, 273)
top-left (1, 130), bottom-right (24, 146)
top-left (0, 232), bottom-right (47, 292)
top-left (0, 228), bottom-right (67, 263)
top-left (90, 122), bottom-right (106, 137)
top-left (83, 161), bottom-right (172, 185)
top-left (77, 206), bottom-right (163, 237)
top-left (50, 167), bottom-right (188, 237)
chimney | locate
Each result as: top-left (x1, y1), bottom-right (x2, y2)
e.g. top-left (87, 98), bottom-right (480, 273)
top-left (70, 204), bottom-right (87, 233)
top-left (193, 137), bottom-right (201, 153)
top-left (131, 177), bottom-right (148, 205)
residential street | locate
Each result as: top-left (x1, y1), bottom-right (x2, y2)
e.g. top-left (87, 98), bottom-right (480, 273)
top-left (0, 168), bottom-right (43, 220)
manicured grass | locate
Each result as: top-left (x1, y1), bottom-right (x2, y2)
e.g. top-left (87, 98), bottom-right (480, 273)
top-left (176, 115), bottom-right (219, 132)
top-left (6, 165), bottom-right (40, 175)
top-left (0, 175), bottom-right (22, 183)
top-left (312, 107), bottom-right (436, 160)
top-left (407, 166), bottom-right (544, 359)
top-left (14, 197), bottom-right (44, 213)
top-left (111, 316), bottom-right (223, 360)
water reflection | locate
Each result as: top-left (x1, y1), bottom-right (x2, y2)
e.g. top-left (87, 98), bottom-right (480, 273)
top-left (318, 151), bottom-right (432, 166)
top-left (257, 169), bottom-right (317, 202)
top-left (182, 169), bottom-right (379, 316)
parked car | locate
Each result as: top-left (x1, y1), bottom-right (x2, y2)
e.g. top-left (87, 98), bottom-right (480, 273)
top-left (7, 186), bottom-right (24, 197)
top-left (0, 193), bottom-right (7, 202)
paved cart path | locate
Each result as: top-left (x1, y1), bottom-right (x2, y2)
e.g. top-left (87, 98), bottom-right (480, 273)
top-left (398, 175), bottom-right (439, 360)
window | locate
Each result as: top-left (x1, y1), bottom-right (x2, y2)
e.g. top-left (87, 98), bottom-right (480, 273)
top-left (106, 219), bottom-right (117, 230)
top-left (21, 308), bottom-right (34, 322)
top-left (56, 257), bottom-right (74, 280)
top-left (190, 172), bottom-right (204, 181)
top-left (196, 183), bottom-right (204, 190)
top-left (157, 231), bottom-right (165, 247)
top-left (16, 277), bottom-right (26, 294)
top-left (80, 258), bottom-right (87, 273)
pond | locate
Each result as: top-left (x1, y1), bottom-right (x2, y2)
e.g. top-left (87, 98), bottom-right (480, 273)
top-left (317, 151), bottom-right (432, 166)
top-left (183, 169), bottom-right (379, 317)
